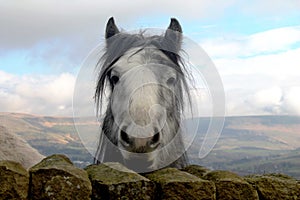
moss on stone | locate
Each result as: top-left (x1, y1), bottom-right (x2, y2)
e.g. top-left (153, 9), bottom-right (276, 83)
top-left (0, 160), bottom-right (29, 200)
top-left (181, 165), bottom-right (210, 179)
top-left (146, 168), bottom-right (202, 183)
top-left (85, 162), bottom-right (155, 200)
top-left (203, 170), bottom-right (259, 200)
top-left (245, 174), bottom-right (300, 200)
top-left (203, 170), bottom-right (243, 182)
top-left (31, 154), bottom-right (72, 168)
top-left (85, 163), bottom-right (149, 184)
top-left (145, 168), bottom-right (216, 200)
top-left (29, 154), bottom-right (92, 200)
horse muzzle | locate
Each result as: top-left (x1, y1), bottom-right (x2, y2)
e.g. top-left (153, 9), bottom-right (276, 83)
top-left (119, 126), bottom-right (161, 153)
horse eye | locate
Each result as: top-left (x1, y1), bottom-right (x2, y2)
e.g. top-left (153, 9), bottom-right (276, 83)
top-left (110, 75), bottom-right (119, 85)
top-left (166, 77), bottom-right (176, 85)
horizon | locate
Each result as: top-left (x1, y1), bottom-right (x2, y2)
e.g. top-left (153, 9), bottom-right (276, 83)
top-left (1, 1), bottom-right (300, 117)
top-left (2, 111), bottom-right (300, 118)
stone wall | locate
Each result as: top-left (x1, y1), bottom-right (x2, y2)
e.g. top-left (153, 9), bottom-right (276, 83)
top-left (0, 154), bottom-right (299, 200)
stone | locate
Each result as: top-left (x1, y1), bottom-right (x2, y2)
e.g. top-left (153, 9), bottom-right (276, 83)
top-left (0, 160), bottom-right (29, 200)
top-left (145, 167), bottom-right (216, 200)
top-left (85, 162), bottom-right (155, 200)
top-left (29, 154), bottom-right (92, 200)
top-left (245, 173), bottom-right (300, 200)
top-left (204, 170), bottom-right (259, 200)
top-left (181, 165), bottom-right (210, 179)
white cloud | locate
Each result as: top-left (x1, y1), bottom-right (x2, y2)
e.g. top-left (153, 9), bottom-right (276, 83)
top-left (214, 48), bottom-right (300, 85)
top-left (15, 73), bottom-right (75, 105)
top-left (0, 0), bottom-right (235, 50)
top-left (252, 87), bottom-right (282, 106)
top-left (0, 71), bottom-right (75, 116)
top-left (199, 26), bottom-right (300, 116)
top-left (239, 0), bottom-right (300, 16)
top-left (226, 86), bottom-right (300, 116)
top-left (247, 27), bottom-right (300, 54)
top-left (3, 0), bottom-right (298, 49)
top-left (247, 87), bottom-right (283, 114)
top-left (201, 26), bottom-right (300, 58)
top-left (282, 86), bottom-right (300, 114)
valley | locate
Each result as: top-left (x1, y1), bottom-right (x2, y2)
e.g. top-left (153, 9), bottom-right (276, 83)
top-left (0, 112), bottom-right (299, 178)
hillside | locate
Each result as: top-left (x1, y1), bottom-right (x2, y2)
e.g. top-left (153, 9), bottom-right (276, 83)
top-left (0, 112), bottom-right (95, 167)
top-left (0, 112), bottom-right (299, 178)
top-left (188, 115), bottom-right (300, 179)
top-left (0, 125), bottom-right (44, 169)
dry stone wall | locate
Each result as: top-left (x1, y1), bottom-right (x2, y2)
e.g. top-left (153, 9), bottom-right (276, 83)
top-left (0, 154), bottom-right (299, 200)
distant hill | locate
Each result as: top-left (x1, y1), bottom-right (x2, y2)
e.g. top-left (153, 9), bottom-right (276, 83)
top-left (0, 112), bottom-right (299, 178)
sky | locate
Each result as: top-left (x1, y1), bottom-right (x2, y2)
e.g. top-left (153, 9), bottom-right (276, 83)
top-left (0, 0), bottom-right (300, 116)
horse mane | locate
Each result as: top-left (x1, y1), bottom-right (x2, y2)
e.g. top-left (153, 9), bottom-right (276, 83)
top-left (94, 31), bottom-right (192, 117)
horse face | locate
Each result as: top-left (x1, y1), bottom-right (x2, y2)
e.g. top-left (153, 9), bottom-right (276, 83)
top-left (109, 47), bottom-right (180, 167)
top-left (95, 17), bottom-right (188, 171)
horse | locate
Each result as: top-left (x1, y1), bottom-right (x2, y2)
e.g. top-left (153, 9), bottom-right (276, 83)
top-left (94, 17), bottom-right (193, 172)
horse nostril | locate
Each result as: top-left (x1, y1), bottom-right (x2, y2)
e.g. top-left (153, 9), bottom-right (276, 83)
top-left (120, 129), bottom-right (131, 146)
top-left (150, 132), bottom-right (160, 147)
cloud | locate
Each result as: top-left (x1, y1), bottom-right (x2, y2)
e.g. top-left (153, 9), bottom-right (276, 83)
top-left (200, 26), bottom-right (300, 90)
top-left (0, 71), bottom-right (75, 116)
top-left (214, 48), bottom-right (300, 87)
top-left (226, 86), bottom-right (300, 116)
top-left (0, 0), bottom-right (235, 50)
top-left (247, 27), bottom-right (300, 53)
top-left (1, 1), bottom-right (299, 75)
top-left (282, 86), bottom-right (300, 114)
top-left (252, 87), bottom-right (282, 106)
top-left (1, 1), bottom-right (300, 116)
top-left (4, 0), bottom-right (298, 50)
top-left (201, 26), bottom-right (300, 58)
top-left (0, 0), bottom-right (239, 76)
top-left (247, 87), bottom-right (283, 114)
top-left (238, 0), bottom-right (300, 16)
top-left (199, 26), bottom-right (300, 116)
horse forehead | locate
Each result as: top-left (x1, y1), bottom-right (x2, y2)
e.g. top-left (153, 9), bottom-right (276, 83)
top-left (114, 46), bottom-right (171, 71)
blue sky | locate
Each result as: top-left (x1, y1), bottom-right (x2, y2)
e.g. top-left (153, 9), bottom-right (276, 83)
top-left (0, 0), bottom-right (300, 116)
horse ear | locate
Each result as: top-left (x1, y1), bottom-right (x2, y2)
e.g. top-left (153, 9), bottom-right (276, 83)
top-left (167, 18), bottom-right (182, 33)
top-left (105, 17), bottom-right (120, 39)
top-left (164, 18), bottom-right (182, 51)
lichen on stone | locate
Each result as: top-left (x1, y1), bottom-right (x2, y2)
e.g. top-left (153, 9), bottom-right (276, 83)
top-left (85, 162), bottom-right (156, 200)
top-left (0, 160), bottom-right (29, 200)
top-left (29, 154), bottom-right (92, 200)
top-left (145, 167), bottom-right (216, 200)
top-left (245, 173), bottom-right (300, 200)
